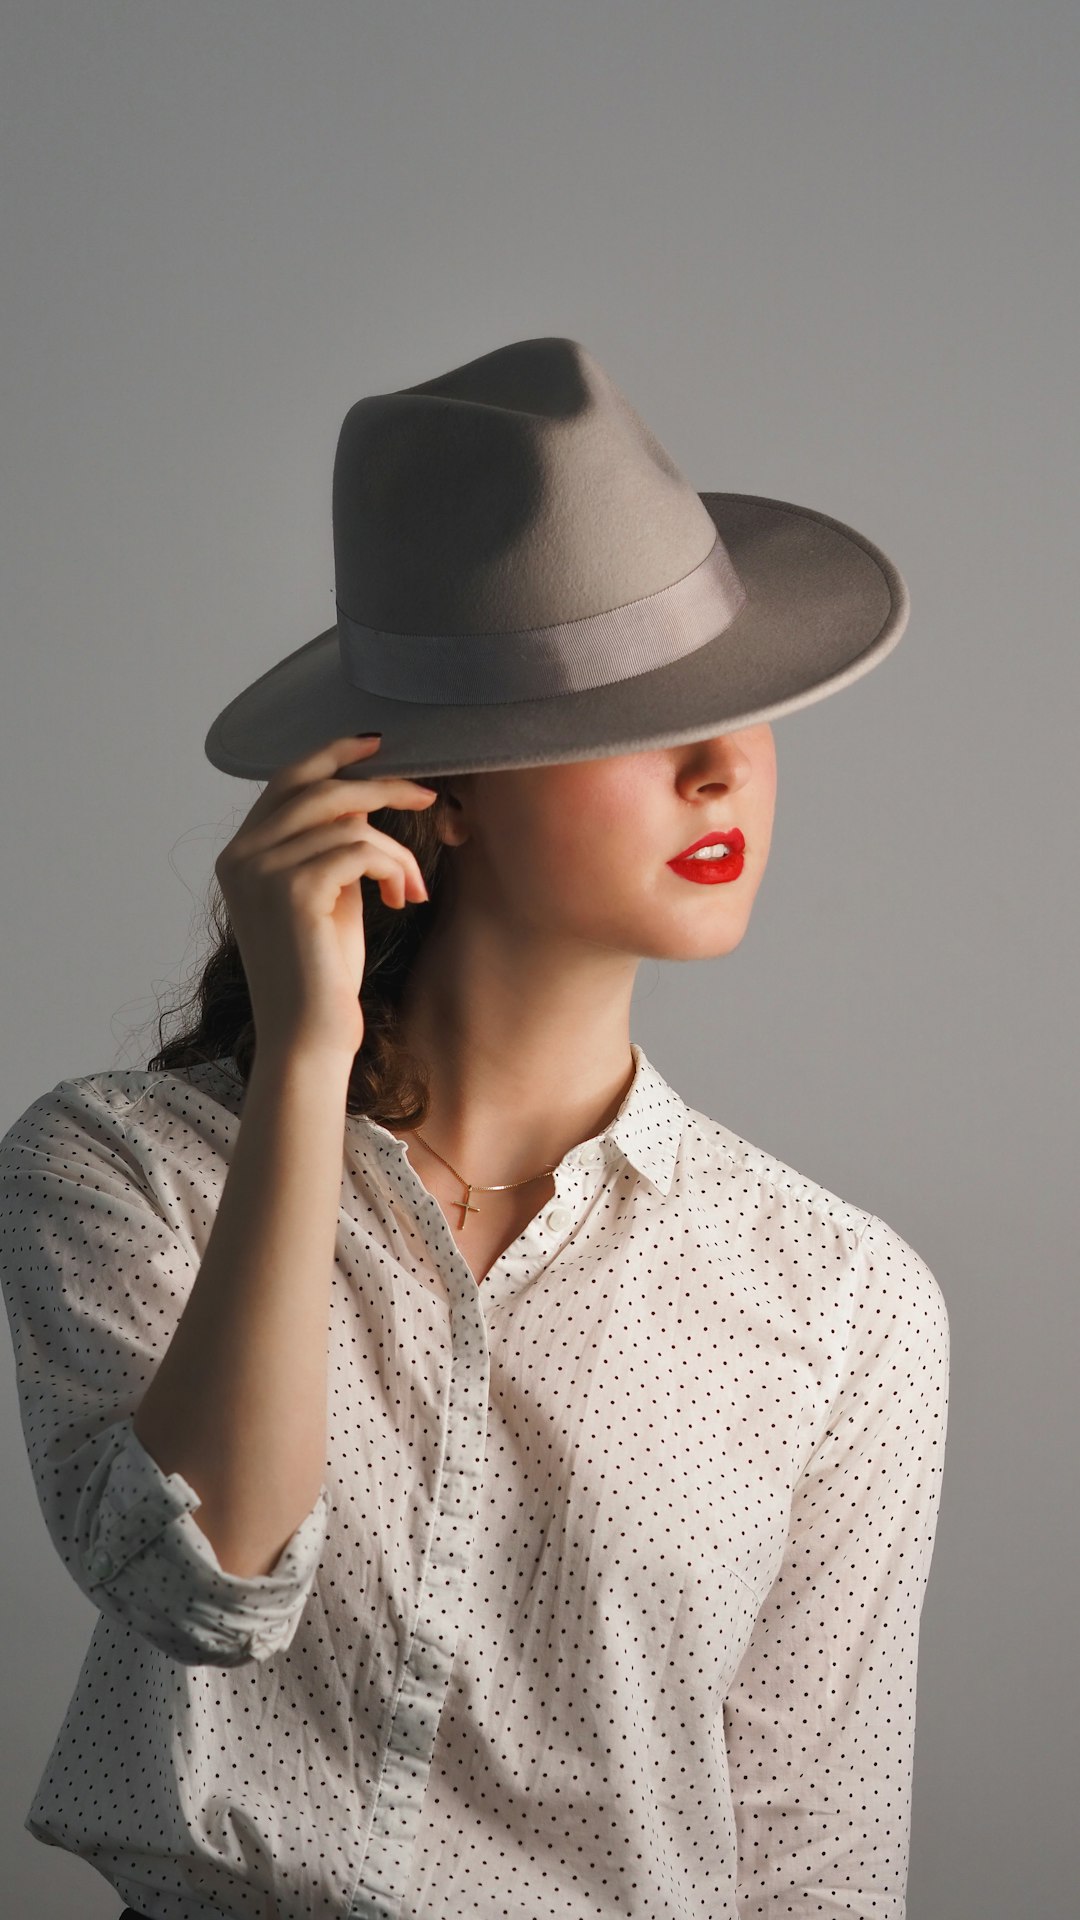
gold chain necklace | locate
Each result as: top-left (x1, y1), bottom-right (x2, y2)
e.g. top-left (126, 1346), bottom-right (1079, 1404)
top-left (411, 1127), bottom-right (559, 1229)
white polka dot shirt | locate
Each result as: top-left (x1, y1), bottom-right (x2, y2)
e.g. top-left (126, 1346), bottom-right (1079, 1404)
top-left (0, 1044), bottom-right (949, 1919)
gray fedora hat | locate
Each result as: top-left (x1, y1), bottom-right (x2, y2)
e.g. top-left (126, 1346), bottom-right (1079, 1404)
top-left (204, 335), bottom-right (909, 785)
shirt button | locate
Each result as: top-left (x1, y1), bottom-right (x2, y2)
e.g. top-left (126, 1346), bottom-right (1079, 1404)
top-left (87, 1547), bottom-right (112, 1580)
top-left (544, 1204), bottom-right (572, 1234)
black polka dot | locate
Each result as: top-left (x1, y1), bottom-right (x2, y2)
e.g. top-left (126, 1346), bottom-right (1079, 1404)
top-left (0, 1045), bottom-right (949, 1916)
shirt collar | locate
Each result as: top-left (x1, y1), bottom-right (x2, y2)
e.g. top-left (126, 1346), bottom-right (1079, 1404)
top-left (597, 1041), bottom-right (686, 1197)
top-left (354, 1040), bottom-right (686, 1200)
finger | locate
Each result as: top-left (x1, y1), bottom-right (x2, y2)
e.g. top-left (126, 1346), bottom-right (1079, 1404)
top-left (246, 735), bottom-right (388, 824)
top-left (251, 816), bottom-right (425, 894)
top-left (229, 773), bottom-right (436, 866)
top-left (253, 814), bottom-right (429, 896)
top-left (283, 835), bottom-right (419, 907)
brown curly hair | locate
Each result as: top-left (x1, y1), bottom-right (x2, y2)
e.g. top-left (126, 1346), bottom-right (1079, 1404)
top-left (146, 775), bottom-right (457, 1130)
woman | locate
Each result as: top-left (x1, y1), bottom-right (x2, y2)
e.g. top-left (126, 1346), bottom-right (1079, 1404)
top-left (0, 336), bottom-right (949, 1920)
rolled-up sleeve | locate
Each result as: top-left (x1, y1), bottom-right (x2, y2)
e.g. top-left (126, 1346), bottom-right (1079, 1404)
top-left (722, 1212), bottom-right (950, 1919)
top-left (0, 1076), bottom-right (329, 1667)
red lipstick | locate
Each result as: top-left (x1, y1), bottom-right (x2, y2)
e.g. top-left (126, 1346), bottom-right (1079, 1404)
top-left (667, 826), bottom-right (745, 885)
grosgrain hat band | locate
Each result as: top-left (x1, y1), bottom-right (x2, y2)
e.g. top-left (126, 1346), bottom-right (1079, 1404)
top-left (335, 530), bottom-right (748, 706)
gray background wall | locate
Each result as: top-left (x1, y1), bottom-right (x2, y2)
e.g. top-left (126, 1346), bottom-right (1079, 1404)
top-left (2, 3), bottom-right (1076, 1914)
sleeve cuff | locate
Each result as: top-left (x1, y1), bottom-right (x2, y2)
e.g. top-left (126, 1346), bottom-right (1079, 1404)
top-left (81, 1416), bottom-right (328, 1664)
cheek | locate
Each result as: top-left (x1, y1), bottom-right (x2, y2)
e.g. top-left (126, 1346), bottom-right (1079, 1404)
top-left (502, 793), bottom-right (632, 902)
top-left (546, 807), bottom-right (653, 911)
top-left (569, 788), bottom-right (636, 860)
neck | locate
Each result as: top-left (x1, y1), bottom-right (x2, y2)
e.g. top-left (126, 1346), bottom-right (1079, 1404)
top-left (391, 913), bottom-right (640, 1183)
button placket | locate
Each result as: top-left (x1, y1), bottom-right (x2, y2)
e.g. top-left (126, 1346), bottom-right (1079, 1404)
top-left (543, 1146), bottom-right (603, 1238)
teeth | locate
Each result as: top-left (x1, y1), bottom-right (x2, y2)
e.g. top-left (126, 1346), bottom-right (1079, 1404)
top-left (686, 843), bottom-right (731, 859)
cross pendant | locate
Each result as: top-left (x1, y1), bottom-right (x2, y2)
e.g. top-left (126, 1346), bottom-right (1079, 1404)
top-left (457, 1185), bottom-right (481, 1228)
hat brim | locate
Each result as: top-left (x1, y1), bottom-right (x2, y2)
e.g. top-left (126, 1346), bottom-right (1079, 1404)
top-left (203, 491), bottom-right (908, 783)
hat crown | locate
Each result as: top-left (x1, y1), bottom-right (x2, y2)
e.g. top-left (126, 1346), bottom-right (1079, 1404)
top-left (331, 336), bottom-right (720, 635)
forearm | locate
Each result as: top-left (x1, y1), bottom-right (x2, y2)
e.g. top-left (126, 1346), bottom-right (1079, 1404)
top-left (132, 1045), bottom-right (351, 1577)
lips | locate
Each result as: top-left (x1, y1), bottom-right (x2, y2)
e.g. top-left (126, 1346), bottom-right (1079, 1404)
top-left (669, 827), bottom-right (745, 861)
top-left (666, 825), bottom-right (746, 886)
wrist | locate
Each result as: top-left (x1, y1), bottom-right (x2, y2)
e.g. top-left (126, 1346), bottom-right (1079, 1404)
top-left (248, 1042), bottom-right (357, 1094)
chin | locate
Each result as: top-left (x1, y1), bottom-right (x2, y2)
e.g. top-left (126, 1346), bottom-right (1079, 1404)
top-left (640, 916), bottom-right (752, 964)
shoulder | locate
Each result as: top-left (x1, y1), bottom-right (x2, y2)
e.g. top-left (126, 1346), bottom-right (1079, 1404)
top-left (0, 1058), bottom-right (244, 1163)
top-left (680, 1102), bottom-right (872, 1238)
top-left (679, 1103), bottom-right (946, 1324)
